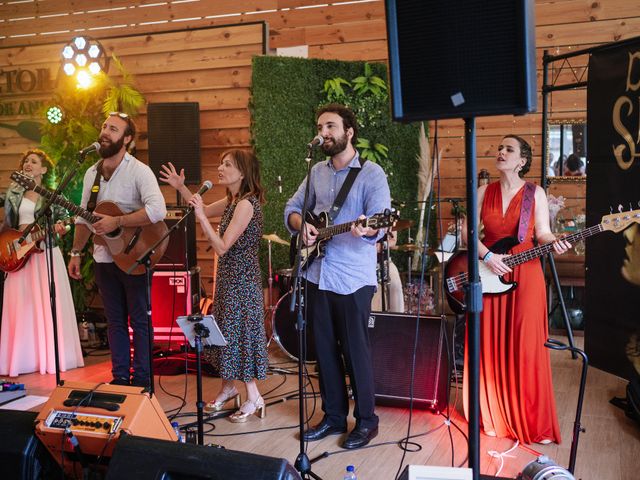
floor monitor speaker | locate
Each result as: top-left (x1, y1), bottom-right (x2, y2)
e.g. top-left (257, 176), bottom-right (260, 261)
top-left (106, 434), bottom-right (301, 480)
top-left (385, 0), bottom-right (536, 120)
top-left (0, 410), bottom-right (61, 480)
top-left (369, 312), bottom-right (450, 411)
top-left (34, 381), bottom-right (176, 478)
top-left (148, 102), bottom-right (200, 185)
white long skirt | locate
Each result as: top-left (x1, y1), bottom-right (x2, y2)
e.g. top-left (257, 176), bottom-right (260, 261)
top-left (0, 246), bottom-right (84, 376)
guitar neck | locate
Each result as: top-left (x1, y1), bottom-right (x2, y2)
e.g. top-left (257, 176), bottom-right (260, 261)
top-left (316, 218), bottom-right (366, 240)
top-left (30, 184), bottom-right (99, 224)
top-left (503, 224), bottom-right (604, 268)
top-left (30, 217), bottom-right (75, 242)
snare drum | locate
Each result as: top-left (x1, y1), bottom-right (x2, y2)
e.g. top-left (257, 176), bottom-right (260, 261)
top-left (271, 291), bottom-right (316, 363)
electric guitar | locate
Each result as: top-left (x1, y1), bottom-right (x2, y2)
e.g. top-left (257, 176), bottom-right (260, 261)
top-left (444, 208), bottom-right (640, 314)
top-left (0, 216), bottom-right (76, 273)
top-left (289, 209), bottom-right (399, 270)
top-left (10, 171), bottom-right (169, 275)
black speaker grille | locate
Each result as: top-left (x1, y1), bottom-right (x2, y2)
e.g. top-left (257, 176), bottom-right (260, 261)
top-left (386, 0), bottom-right (536, 120)
top-left (369, 312), bottom-right (450, 410)
top-left (148, 102), bottom-right (201, 185)
top-left (155, 206), bottom-right (197, 271)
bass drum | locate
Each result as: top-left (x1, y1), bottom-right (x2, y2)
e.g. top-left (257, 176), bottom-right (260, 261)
top-left (272, 291), bottom-right (316, 363)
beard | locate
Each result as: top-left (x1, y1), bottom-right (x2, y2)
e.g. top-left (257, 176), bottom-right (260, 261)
top-left (321, 131), bottom-right (349, 157)
top-left (99, 134), bottom-right (126, 158)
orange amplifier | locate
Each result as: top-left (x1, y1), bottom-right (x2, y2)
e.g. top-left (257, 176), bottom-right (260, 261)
top-left (35, 381), bottom-right (176, 476)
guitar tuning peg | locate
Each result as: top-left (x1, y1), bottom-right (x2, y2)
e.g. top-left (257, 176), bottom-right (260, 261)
top-left (610, 206), bottom-right (614, 214)
top-left (618, 204), bottom-right (624, 213)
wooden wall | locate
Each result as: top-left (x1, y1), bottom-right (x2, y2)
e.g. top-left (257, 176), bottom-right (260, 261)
top-left (2, 0), bottom-right (640, 289)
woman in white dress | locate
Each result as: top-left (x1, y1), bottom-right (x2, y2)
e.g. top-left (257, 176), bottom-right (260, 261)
top-left (0, 149), bottom-right (84, 376)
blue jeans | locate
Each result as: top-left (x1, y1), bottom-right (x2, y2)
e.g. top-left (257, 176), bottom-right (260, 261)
top-left (94, 262), bottom-right (151, 384)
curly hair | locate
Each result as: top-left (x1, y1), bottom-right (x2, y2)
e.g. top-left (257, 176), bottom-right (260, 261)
top-left (20, 148), bottom-right (56, 189)
top-left (503, 134), bottom-right (532, 178)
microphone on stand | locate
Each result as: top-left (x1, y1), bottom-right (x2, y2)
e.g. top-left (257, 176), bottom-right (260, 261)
top-left (79, 142), bottom-right (101, 158)
top-left (307, 135), bottom-right (324, 149)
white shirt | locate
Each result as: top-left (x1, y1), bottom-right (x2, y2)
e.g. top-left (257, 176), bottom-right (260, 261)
top-left (76, 152), bottom-right (167, 263)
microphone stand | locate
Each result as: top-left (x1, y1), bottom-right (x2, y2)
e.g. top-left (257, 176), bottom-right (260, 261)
top-left (289, 146), bottom-right (322, 480)
top-left (17, 150), bottom-right (91, 386)
top-left (125, 208), bottom-right (190, 396)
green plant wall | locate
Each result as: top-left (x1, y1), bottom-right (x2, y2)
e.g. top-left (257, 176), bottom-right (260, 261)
top-left (251, 56), bottom-right (426, 282)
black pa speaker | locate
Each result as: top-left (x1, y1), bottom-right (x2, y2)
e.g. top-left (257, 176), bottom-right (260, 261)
top-left (369, 312), bottom-right (450, 411)
top-left (385, 0), bottom-right (536, 121)
top-left (0, 410), bottom-right (60, 480)
top-left (148, 102), bottom-right (201, 185)
top-left (106, 434), bottom-right (301, 480)
top-left (155, 206), bottom-right (197, 271)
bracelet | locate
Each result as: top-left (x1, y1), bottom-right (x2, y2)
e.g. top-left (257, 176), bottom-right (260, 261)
top-left (117, 215), bottom-right (124, 228)
top-left (69, 250), bottom-right (83, 257)
top-left (482, 251), bottom-right (493, 262)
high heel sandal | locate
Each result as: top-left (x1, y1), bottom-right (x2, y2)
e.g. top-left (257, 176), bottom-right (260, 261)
top-left (228, 397), bottom-right (266, 423)
top-left (204, 386), bottom-right (241, 412)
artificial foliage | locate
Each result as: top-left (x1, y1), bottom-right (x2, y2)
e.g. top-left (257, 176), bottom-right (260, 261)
top-left (38, 55), bottom-right (144, 312)
top-left (251, 56), bottom-right (427, 282)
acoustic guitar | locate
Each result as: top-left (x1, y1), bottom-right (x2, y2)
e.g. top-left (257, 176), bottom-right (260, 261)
top-left (0, 216), bottom-right (76, 273)
top-left (444, 208), bottom-right (640, 314)
top-left (11, 171), bottom-right (169, 275)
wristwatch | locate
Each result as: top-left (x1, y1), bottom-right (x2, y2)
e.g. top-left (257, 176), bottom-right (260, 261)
top-left (69, 249), bottom-right (83, 257)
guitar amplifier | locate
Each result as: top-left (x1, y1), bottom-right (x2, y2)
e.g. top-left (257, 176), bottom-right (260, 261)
top-left (34, 381), bottom-right (176, 478)
top-left (155, 207), bottom-right (197, 271)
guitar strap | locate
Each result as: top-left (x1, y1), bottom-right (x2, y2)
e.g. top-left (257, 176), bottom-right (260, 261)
top-left (517, 181), bottom-right (536, 243)
top-left (86, 160), bottom-right (104, 213)
top-left (328, 156), bottom-right (367, 223)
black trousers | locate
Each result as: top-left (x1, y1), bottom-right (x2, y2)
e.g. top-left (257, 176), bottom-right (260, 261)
top-left (306, 282), bottom-right (378, 430)
top-left (94, 262), bottom-right (151, 385)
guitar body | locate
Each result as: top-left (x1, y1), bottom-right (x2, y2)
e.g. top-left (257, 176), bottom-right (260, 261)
top-left (0, 226), bottom-right (43, 273)
top-left (289, 211), bottom-right (330, 270)
top-left (92, 201), bottom-right (169, 275)
top-left (444, 236), bottom-right (520, 314)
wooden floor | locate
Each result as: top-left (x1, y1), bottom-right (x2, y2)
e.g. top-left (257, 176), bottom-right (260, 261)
top-left (6, 335), bottom-right (640, 480)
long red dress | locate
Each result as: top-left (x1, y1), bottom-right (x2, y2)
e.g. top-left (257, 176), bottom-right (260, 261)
top-left (463, 182), bottom-right (561, 444)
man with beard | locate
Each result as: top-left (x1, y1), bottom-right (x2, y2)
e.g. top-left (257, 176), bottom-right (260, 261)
top-left (284, 104), bottom-right (391, 449)
top-left (68, 112), bottom-right (166, 388)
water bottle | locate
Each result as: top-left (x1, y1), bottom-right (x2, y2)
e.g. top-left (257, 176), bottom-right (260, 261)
top-left (171, 421), bottom-right (185, 443)
top-left (343, 465), bottom-right (357, 480)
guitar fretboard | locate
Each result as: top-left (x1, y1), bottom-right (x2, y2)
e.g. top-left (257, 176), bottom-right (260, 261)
top-left (30, 184), bottom-right (99, 224)
top-left (316, 218), bottom-right (368, 240)
top-left (502, 224), bottom-right (603, 268)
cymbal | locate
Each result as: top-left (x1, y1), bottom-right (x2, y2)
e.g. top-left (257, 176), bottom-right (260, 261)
top-left (262, 233), bottom-right (289, 246)
top-left (393, 219), bottom-right (415, 231)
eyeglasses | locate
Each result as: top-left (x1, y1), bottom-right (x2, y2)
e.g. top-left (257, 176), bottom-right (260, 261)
top-left (109, 112), bottom-right (129, 119)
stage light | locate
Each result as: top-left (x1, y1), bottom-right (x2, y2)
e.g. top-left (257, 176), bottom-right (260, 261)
top-left (46, 106), bottom-right (63, 125)
top-left (60, 36), bottom-right (107, 88)
top-left (520, 456), bottom-right (575, 480)
top-left (76, 71), bottom-right (92, 89)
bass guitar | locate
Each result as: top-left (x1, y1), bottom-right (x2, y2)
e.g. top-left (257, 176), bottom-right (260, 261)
top-left (0, 216), bottom-right (76, 273)
top-left (11, 171), bottom-right (169, 275)
top-left (444, 208), bottom-right (640, 314)
top-left (289, 209), bottom-right (399, 270)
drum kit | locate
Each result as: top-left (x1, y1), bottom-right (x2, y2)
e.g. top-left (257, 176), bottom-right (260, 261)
top-left (260, 215), bottom-right (442, 361)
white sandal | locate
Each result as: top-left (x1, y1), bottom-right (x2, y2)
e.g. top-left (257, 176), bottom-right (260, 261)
top-left (228, 397), bottom-right (266, 423)
top-left (204, 386), bottom-right (241, 412)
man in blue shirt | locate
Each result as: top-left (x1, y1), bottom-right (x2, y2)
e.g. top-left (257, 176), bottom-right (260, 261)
top-left (285, 104), bottom-right (391, 449)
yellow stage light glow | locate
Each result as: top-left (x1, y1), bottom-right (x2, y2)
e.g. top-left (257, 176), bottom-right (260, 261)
top-left (76, 71), bottom-right (92, 89)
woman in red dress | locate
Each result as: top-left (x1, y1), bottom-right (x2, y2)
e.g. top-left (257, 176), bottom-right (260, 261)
top-left (463, 135), bottom-right (571, 445)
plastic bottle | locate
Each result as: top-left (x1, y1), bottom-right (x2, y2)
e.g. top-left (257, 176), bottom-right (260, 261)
top-left (343, 465), bottom-right (357, 480)
top-left (171, 421), bottom-right (185, 443)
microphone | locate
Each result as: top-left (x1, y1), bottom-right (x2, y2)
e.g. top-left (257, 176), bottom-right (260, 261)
top-left (79, 142), bottom-right (101, 157)
top-left (187, 181), bottom-right (214, 212)
top-left (307, 135), bottom-right (324, 149)
top-left (194, 180), bottom-right (213, 196)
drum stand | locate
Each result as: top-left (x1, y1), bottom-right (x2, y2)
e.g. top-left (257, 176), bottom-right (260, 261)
top-left (265, 239), bottom-right (276, 347)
